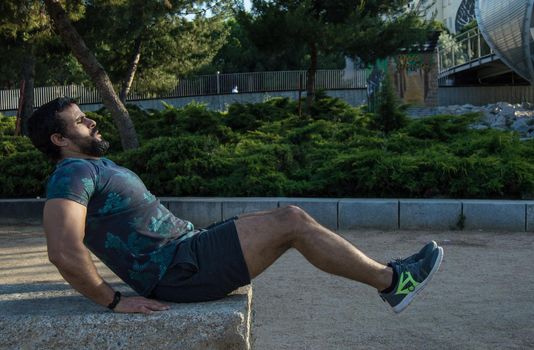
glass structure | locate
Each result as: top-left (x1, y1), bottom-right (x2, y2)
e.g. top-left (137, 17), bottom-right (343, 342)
top-left (456, 0), bottom-right (476, 32)
top-left (476, 0), bottom-right (534, 84)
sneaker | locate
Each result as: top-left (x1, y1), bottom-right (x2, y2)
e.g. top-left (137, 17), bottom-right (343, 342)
top-left (380, 246), bottom-right (443, 313)
top-left (399, 241), bottom-right (438, 265)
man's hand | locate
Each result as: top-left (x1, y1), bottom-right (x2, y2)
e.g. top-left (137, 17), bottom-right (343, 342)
top-left (113, 296), bottom-right (170, 314)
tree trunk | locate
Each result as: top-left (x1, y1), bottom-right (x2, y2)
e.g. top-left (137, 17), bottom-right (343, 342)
top-left (44, 0), bottom-right (139, 150)
top-left (305, 41), bottom-right (318, 112)
top-left (119, 36), bottom-right (142, 104)
top-left (20, 52), bottom-right (35, 136)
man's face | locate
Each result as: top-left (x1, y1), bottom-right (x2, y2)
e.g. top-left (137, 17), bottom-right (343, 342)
top-left (57, 104), bottom-right (110, 158)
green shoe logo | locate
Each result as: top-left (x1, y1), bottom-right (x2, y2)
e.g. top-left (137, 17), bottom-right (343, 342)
top-left (396, 271), bottom-right (420, 295)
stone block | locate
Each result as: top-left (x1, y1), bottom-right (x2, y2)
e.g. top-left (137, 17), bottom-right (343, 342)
top-left (158, 197), bottom-right (173, 209)
top-left (0, 286), bottom-right (252, 350)
top-left (462, 200), bottom-right (526, 231)
top-left (0, 199), bottom-right (45, 225)
top-left (525, 202), bottom-right (534, 231)
top-left (167, 198), bottom-right (222, 229)
top-left (278, 198), bottom-right (338, 230)
top-left (338, 199), bottom-right (398, 230)
top-left (400, 200), bottom-right (462, 230)
top-left (0, 226), bottom-right (252, 350)
top-left (222, 198), bottom-right (279, 220)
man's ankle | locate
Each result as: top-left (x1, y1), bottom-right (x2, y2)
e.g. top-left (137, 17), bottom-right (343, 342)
top-left (379, 266), bottom-right (396, 294)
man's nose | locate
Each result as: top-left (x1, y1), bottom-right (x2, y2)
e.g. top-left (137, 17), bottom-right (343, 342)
top-left (85, 117), bottom-right (96, 128)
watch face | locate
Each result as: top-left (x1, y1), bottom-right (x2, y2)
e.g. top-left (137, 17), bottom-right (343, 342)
top-left (455, 0), bottom-right (476, 32)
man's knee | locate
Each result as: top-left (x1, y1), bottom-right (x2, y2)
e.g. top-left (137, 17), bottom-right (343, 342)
top-left (279, 205), bottom-right (314, 228)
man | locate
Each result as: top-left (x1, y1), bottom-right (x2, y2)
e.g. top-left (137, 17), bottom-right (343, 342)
top-left (27, 97), bottom-right (443, 314)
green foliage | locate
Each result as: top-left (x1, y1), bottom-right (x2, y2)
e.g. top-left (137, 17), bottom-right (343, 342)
top-left (372, 75), bottom-right (408, 134)
top-left (438, 31), bottom-right (465, 67)
top-left (403, 113), bottom-right (481, 141)
top-left (2, 96), bottom-right (534, 199)
top-left (308, 91), bottom-right (362, 123)
top-left (458, 20), bottom-right (478, 34)
top-left (68, 0), bottom-right (232, 94)
top-left (0, 1), bottom-right (87, 89)
top-left (0, 145), bottom-right (51, 197)
top-left (207, 138), bottom-right (304, 196)
top-left (0, 115), bottom-right (16, 136)
top-left (225, 97), bottom-right (296, 132)
top-left (112, 135), bottom-right (221, 195)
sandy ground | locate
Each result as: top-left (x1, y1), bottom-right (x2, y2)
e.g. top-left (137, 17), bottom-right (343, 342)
top-left (2, 227), bottom-right (533, 349)
top-left (251, 230), bottom-right (534, 350)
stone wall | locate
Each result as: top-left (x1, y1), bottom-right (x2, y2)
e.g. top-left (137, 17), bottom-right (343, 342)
top-left (406, 101), bottom-right (534, 140)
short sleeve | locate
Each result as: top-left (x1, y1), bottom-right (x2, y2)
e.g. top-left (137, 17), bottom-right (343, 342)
top-left (46, 160), bottom-right (97, 207)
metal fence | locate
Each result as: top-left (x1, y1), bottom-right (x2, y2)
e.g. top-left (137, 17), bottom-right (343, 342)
top-left (438, 27), bottom-right (493, 72)
top-left (0, 69), bottom-right (369, 111)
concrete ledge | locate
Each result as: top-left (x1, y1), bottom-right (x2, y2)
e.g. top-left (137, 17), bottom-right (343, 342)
top-left (166, 197), bottom-right (223, 228)
top-left (339, 199), bottom-right (398, 230)
top-left (526, 202), bottom-right (534, 232)
top-left (2, 197), bottom-right (533, 231)
top-left (400, 200), bottom-right (462, 230)
top-left (0, 199), bottom-right (45, 225)
top-left (222, 198), bottom-right (279, 219)
top-left (463, 200), bottom-right (526, 231)
top-left (0, 227), bottom-right (252, 350)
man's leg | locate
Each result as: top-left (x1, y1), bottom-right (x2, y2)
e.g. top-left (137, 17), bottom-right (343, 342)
top-left (235, 205), bottom-right (393, 291)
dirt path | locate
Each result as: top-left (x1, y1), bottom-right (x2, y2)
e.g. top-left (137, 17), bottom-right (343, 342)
top-left (2, 226), bottom-right (533, 349)
top-left (251, 230), bottom-right (534, 350)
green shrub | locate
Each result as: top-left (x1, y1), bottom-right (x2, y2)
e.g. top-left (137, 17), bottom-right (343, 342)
top-left (206, 139), bottom-right (306, 196)
top-left (0, 150), bottom-right (51, 197)
top-left (0, 115), bottom-right (16, 136)
top-left (2, 97), bottom-right (534, 199)
top-left (225, 97), bottom-right (296, 132)
top-left (403, 113), bottom-right (481, 141)
top-left (372, 74), bottom-right (408, 134)
top-left (0, 136), bottom-right (35, 156)
top-left (111, 135), bottom-right (221, 196)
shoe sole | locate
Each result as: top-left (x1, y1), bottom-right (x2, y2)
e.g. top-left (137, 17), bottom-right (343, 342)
top-left (392, 246), bottom-right (444, 313)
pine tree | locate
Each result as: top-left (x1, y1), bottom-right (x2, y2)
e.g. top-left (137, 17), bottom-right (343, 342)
top-left (244, 0), bottom-right (433, 112)
top-left (375, 73), bottom-right (407, 135)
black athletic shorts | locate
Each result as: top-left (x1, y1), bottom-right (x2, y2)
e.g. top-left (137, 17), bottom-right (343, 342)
top-left (150, 217), bottom-right (251, 302)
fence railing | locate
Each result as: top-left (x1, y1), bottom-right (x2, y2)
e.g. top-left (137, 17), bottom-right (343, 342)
top-left (0, 69), bottom-right (369, 111)
top-left (437, 27), bottom-right (493, 72)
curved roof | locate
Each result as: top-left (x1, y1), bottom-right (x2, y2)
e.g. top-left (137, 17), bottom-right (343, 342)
top-left (476, 0), bottom-right (534, 84)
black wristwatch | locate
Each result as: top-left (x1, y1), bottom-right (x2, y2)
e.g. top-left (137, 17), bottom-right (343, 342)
top-left (107, 291), bottom-right (122, 310)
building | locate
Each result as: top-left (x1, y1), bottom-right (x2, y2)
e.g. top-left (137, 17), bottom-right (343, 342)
top-left (411, 0), bottom-right (476, 33)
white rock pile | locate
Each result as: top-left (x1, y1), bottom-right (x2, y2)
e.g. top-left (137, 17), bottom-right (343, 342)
top-left (407, 102), bottom-right (534, 140)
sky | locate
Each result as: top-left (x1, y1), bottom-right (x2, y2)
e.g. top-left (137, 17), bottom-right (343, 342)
top-left (244, 0), bottom-right (251, 11)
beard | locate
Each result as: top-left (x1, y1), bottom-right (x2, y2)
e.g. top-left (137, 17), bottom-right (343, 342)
top-left (68, 129), bottom-right (110, 157)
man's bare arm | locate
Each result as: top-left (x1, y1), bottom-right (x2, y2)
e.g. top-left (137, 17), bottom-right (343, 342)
top-left (43, 199), bottom-right (169, 314)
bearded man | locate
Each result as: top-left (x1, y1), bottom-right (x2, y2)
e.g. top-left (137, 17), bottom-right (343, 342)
top-left (27, 97), bottom-right (443, 314)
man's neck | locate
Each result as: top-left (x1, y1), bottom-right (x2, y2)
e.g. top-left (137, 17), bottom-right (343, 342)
top-left (60, 150), bottom-right (100, 161)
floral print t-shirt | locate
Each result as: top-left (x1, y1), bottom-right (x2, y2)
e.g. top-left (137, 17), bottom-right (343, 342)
top-left (46, 157), bottom-right (195, 296)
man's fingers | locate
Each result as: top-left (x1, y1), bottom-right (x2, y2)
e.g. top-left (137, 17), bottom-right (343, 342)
top-left (141, 303), bottom-right (169, 313)
top-left (145, 301), bottom-right (170, 311)
top-left (139, 305), bottom-right (154, 315)
top-left (135, 300), bottom-right (170, 314)
top-left (114, 296), bottom-right (170, 314)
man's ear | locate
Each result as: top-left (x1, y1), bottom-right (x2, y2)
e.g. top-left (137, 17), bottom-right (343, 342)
top-left (50, 133), bottom-right (68, 147)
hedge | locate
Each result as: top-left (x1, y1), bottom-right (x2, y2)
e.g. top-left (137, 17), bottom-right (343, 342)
top-left (1, 96), bottom-right (534, 199)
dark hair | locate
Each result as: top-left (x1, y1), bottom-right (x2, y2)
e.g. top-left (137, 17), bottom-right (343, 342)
top-left (27, 97), bottom-right (76, 161)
